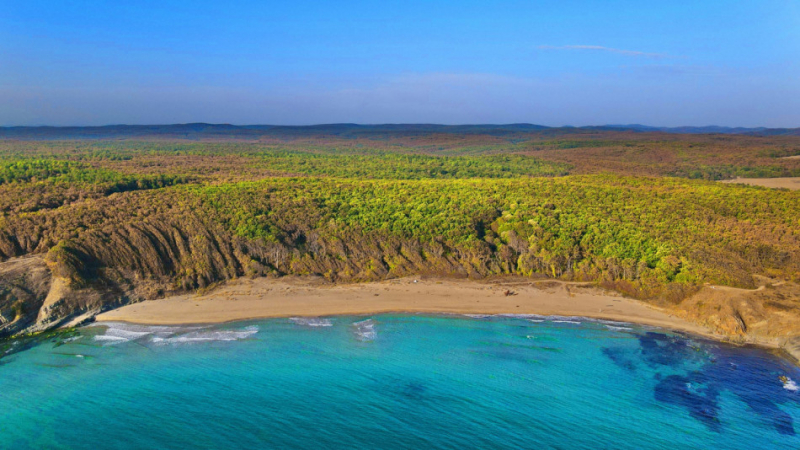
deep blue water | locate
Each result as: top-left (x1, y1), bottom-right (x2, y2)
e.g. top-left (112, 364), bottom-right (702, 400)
top-left (1, 314), bottom-right (799, 449)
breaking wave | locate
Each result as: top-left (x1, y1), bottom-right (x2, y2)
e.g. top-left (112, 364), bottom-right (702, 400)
top-left (289, 317), bottom-right (334, 327)
top-left (353, 319), bottom-right (377, 341)
top-left (91, 322), bottom-right (258, 346)
top-left (150, 326), bottom-right (259, 344)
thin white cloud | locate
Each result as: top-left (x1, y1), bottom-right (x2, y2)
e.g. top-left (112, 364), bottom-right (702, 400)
top-left (538, 45), bottom-right (672, 59)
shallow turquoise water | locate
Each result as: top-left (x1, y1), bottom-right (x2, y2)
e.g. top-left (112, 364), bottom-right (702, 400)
top-left (1, 314), bottom-right (799, 449)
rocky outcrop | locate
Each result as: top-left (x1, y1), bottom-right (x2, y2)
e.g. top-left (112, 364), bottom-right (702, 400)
top-left (0, 254), bottom-right (144, 337)
top-left (0, 256), bottom-right (51, 336)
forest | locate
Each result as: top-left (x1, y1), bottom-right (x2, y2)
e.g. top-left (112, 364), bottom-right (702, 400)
top-left (0, 127), bottom-right (798, 338)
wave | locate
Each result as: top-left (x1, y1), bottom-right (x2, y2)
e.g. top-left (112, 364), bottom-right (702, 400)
top-left (90, 322), bottom-right (257, 346)
top-left (463, 314), bottom-right (491, 319)
top-left (497, 313), bottom-right (548, 319)
top-left (466, 313), bottom-right (589, 325)
top-left (595, 319), bottom-right (635, 328)
top-left (289, 317), bottom-right (334, 327)
top-left (150, 326), bottom-right (259, 344)
top-left (781, 376), bottom-right (799, 392)
top-left (93, 335), bottom-right (130, 343)
top-left (91, 323), bottom-right (180, 345)
top-left (353, 319), bottom-right (377, 341)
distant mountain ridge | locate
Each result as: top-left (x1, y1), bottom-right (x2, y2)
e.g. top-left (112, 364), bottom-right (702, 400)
top-left (0, 123), bottom-right (798, 140)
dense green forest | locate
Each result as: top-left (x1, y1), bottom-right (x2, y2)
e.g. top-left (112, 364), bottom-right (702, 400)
top-left (0, 131), bottom-right (798, 337)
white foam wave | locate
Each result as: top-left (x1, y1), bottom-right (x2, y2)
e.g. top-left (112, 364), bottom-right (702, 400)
top-left (289, 317), bottom-right (333, 327)
top-left (598, 319), bottom-right (632, 327)
top-left (477, 313), bottom-right (589, 325)
top-left (90, 322), bottom-right (256, 346)
top-left (605, 325), bottom-right (633, 331)
top-left (498, 313), bottom-right (547, 319)
top-left (353, 319), bottom-right (377, 341)
top-left (93, 335), bottom-right (130, 343)
top-left (782, 377), bottom-right (799, 391)
top-left (91, 323), bottom-right (155, 344)
top-left (151, 326), bottom-right (259, 345)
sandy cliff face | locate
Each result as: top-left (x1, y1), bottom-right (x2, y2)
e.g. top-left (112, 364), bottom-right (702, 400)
top-left (672, 281), bottom-right (800, 348)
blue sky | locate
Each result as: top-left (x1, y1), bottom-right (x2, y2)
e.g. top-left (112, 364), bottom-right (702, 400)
top-left (1, 0), bottom-right (798, 126)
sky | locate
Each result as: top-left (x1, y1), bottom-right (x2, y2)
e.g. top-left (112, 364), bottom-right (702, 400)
top-left (1, 0), bottom-right (799, 127)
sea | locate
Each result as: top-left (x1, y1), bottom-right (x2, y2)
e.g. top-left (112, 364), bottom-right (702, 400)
top-left (1, 314), bottom-right (799, 449)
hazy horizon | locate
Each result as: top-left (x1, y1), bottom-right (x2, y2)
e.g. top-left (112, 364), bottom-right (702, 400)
top-left (1, 122), bottom-right (795, 130)
top-left (2, 1), bottom-right (798, 127)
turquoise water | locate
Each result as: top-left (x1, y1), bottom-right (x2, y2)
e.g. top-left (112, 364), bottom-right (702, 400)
top-left (1, 314), bottom-right (799, 449)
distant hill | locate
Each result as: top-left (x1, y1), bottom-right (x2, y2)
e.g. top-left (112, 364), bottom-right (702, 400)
top-left (0, 123), bottom-right (798, 140)
top-left (602, 124), bottom-right (800, 136)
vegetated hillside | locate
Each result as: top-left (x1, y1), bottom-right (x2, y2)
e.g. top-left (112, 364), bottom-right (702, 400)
top-left (0, 136), bottom-right (798, 341)
top-left (1, 175), bottom-right (798, 338)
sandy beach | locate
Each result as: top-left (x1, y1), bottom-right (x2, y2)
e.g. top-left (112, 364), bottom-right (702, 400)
top-left (97, 276), bottom-right (714, 337)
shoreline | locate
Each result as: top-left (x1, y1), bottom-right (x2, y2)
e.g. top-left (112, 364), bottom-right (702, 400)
top-left (94, 275), bottom-right (800, 364)
top-left (95, 312), bottom-right (798, 365)
top-left (96, 275), bottom-right (724, 331)
top-left (96, 276), bottom-right (695, 326)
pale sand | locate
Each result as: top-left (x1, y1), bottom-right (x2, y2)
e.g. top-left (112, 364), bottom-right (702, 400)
top-left (720, 177), bottom-right (800, 190)
top-left (97, 276), bottom-right (714, 338)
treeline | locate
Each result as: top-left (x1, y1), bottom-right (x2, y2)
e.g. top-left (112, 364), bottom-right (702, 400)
top-left (667, 164), bottom-right (800, 180)
top-left (0, 160), bottom-right (192, 214)
top-left (0, 159), bottom-right (188, 186)
top-left (255, 152), bottom-right (570, 179)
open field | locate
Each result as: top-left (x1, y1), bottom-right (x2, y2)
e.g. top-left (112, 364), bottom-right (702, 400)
top-left (720, 177), bottom-right (800, 190)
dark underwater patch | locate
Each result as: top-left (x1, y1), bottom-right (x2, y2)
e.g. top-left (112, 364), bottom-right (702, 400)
top-left (401, 381), bottom-right (428, 400)
top-left (601, 347), bottom-right (636, 371)
top-left (638, 332), bottom-right (702, 367)
top-left (621, 331), bottom-right (800, 435)
top-left (654, 372), bottom-right (722, 432)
